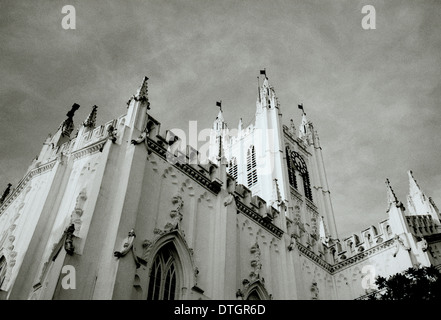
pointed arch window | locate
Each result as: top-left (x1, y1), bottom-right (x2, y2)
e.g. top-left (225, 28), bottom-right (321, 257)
top-left (246, 146), bottom-right (258, 188)
top-left (286, 146), bottom-right (297, 189)
top-left (287, 149), bottom-right (313, 201)
top-left (229, 157), bottom-right (238, 181)
top-left (247, 290), bottom-right (261, 300)
top-left (147, 244), bottom-right (179, 300)
top-left (0, 256), bottom-right (6, 288)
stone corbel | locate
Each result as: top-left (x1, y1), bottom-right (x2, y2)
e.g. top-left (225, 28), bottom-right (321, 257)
top-left (223, 193), bottom-right (235, 207)
top-left (288, 234), bottom-right (296, 251)
top-left (131, 131), bottom-right (147, 145)
top-left (107, 125), bottom-right (118, 143)
top-left (392, 234), bottom-right (411, 258)
top-left (418, 238), bottom-right (428, 252)
top-left (236, 289), bottom-right (244, 300)
top-left (114, 229), bottom-right (140, 268)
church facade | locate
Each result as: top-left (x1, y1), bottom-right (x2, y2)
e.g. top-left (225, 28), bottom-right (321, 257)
top-left (0, 73), bottom-right (440, 300)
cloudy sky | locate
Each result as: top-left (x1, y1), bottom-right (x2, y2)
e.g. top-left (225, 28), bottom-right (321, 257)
top-left (0, 0), bottom-right (440, 238)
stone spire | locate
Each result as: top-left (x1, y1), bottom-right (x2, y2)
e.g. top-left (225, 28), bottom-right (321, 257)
top-left (407, 170), bottom-right (423, 200)
top-left (126, 76), bottom-right (151, 132)
top-left (134, 76), bottom-right (150, 109)
top-left (298, 112), bottom-right (309, 141)
top-left (209, 101), bottom-right (228, 164)
top-left (319, 216), bottom-right (330, 244)
top-left (272, 178), bottom-right (283, 207)
top-left (83, 105), bottom-right (98, 129)
top-left (256, 69), bottom-right (278, 112)
top-left (213, 101), bottom-right (227, 132)
top-left (386, 178), bottom-right (398, 203)
top-left (407, 170), bottom-right (440, 223)
top-left (386, 178), bottom-right (404, 213)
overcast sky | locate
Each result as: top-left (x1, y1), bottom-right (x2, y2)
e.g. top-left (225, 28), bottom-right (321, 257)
top-left (0, 0), bottom-right (440, 238)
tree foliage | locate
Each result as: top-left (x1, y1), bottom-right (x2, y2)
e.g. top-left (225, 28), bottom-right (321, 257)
top-left (370, 266), bottom-right (441, 300)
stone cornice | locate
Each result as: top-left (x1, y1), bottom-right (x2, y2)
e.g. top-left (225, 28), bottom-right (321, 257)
top-left (0, 139), bottom-right (107, 216)
top-left (147, 137), bottom-right (221, 195)
top-left (70, 139), bottom-right (107, 160)
top-left (0, 160), bottom-right (57, 215)
top-left (235, 197), bottom-right (284, 239)
top-left (297, 242), bottom-right (333, 273)
top-left (297, 238), bottom-right (396, 274)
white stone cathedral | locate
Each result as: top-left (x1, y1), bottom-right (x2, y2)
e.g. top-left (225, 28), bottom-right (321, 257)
top-left (0, 72), bottom-right (440, 300)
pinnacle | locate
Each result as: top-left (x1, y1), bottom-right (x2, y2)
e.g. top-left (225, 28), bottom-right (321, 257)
top-left (386, 178), bottom-right (399, 204)
top-left (408, 170), bottom-right (422, 194)
top-left (83, 105), bottom-right (98, 128)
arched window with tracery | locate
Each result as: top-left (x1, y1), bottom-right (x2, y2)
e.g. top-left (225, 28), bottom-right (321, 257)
top-left (147, 243), bottom-right (180, 300)
top-left (229, 157), bottom-right (238, 181)
top-left (0, 256), bottom-right (6, 288)
top-left (286, 146), bottom-right (297, 189)
top-left (286, 148), bottom-right (313, 201)
top-left (246, 146), bottom-right (258, 188)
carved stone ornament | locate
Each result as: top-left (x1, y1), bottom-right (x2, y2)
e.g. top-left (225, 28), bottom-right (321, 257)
top-left (236, 289), bottom-right (244, 300)
top-left (70, 188), bottom-right (87, 236)
top-left (419, 238), bottom-right (428, 252)
top-left (131, 131), bottom-right (147, 145)
top-left (311, 282), bottom-right (319, 300)
top-left (392, 234), bottom-right (411, 258)
top-left (0, 183), bottom-right (12, 204)
top-left (288, 235), bottom-right (296, 251)
top-left (249, 242), bottom-right (262, 281)
top-left (64, 224), bottom-right (75, 255)
top-left (223, 193), bottom-right (235, 206)
top-left (134, 76), bottom-right (151, 109)
top-left (164, 194), bottom-right (184, 231)
top-left (114, 229), bottom-right (136, 258)
top-left (107, 125), bottom-right (118, 143)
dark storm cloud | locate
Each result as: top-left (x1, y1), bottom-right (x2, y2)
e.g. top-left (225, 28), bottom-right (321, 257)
top-left (0, 0), bottom-right (440, 238)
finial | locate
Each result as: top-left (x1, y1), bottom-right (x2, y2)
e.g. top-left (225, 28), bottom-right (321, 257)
top-left (0, 183), bottom-right (12, 204)
top-left (83, 105), bottom-right (98, 128)
top-left (386, 178), bottom-right (398, 204)
top-left (386, 178), bottom-right (405, 212)
top-left (134, 76), bottom-right (150, 109)
top-left (66, 103), bottom-right (80, 119)
top-left (273, 178), bottom-right (282, 206)
top-left (60, 103), bottom-right (80, 137)
top-left (408, 170), bottom-right (421, 192)
top-left (290, 119), bottom-right (296, 134)
top-left (299, 112), bottom-right (309, 140)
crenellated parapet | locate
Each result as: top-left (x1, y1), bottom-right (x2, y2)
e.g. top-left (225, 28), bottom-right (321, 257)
top-left (327, 220), bottom-right (394, 263)
top-left (32, 110), bottom-right (125, 171)
top-left (406, 215), bottom-right (440, 237)
top-left (233, 183), bottom-right (283, 239)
